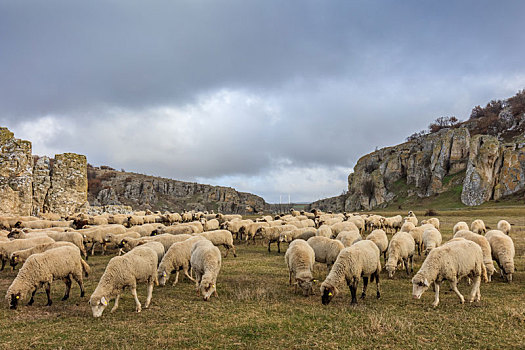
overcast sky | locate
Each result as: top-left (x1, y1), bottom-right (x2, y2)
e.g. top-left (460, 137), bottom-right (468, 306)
top-left (1, 1), bottom-right (525, 203)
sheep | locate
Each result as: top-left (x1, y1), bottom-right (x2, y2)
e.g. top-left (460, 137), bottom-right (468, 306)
top-left (335, 230), bottom-right (362, 247)
top-left (120, 234), bottom-right (192, 254)
top-left (182, 212), bottom-right (193, 223)
top-left (385, 232), bottom-right (415, 278)
top-left (44, 231), bottom-right (87, 258)
top-left (224, 219), bottom-right (252, 240)
top-left (412, 239), bottom-right (487, 307)
top-left (126, 215), bottom-right (145, 227)
top-left (129, 223), bottom-right (164, 237)
top-left (196, 230), bottom-right (237, 258)
top-left (366, 215), bottom-right (384, 231)
top-left (158, 236), bottom-right (207, 286)
top-left (6, 246), bottom-right (90, 309)
top-left (381, 215), bottom-right (403, 234)
top-left (453, 230), bottom-right (495, 281)
top-left (320, 240), bottom-right (381, 305)
top-left (408, 224), bottom-right (434, 256)
top-left (470, 219), bottom-right (486, 235)
top-left (103, 231), bottom-right (141, 248)
top-left (316, 225), bottom-right (333, 238)
top-left (9, 241), bottom-right (77, 268)
top-left (139, 241), bottom-right (165, 264)
top-left (284, 239), bottom-right (315, 296)
top-left (453, 222), bottom-right (469, 234)
top-left (400, 222), bottom-right (415, 233)
top-left (485, 230), bottom-right (515, 282)
top-left (202, 218), bottom-right (220, 232)
top-left (245, 222), bottom-right (269, 244)
top-left (366, 229), bottom-right (388, 260)
top-left (0, 236), bottom-right (55, 270)
top-left (279, 227), bottom-right (317, 244)
top-left (403, 216), bottom-right (418, 227)
top-left (89, 245), bottom-right (159, 317)
top-left (346, 216), bottom-right (365, 233)
top-left (330, 222), bottom-right (359, 237)
top-left (82, 224), bottom-right (127, 256)
top-left (420, 218), bottom-right (440, 231)
top-left (88, 215), bottom-right (109, 226)
top-left (183, 221), bottom-right (204, 234)
top-left (307, 236), bottom-right (344, 271)
top-left (190, 239), bottom-right (222, 301)
top-left (259, 225), bottom-right (294, 253)
top-left (422, 227), bottom-right (442, 255)
top-left (155, 225), bottom-right (194, 236)
top-left (497, 220), bottom-right (511, 235)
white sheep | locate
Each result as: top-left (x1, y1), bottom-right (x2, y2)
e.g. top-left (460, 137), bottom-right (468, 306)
top-left (89, 245), bottom-right (159, 317)
top-left (420, 218), bottom-right (440, 230)
top-left (320, 240), bottom-right (381, 305)
top-left (330, 221), bottom-right (359, 237)
top-left (316, 225), bottom-right (333, 238)
top-left (381, 215), bottom-right (403, 234)
top-left (9, 241), bottom-right (77, 268)
top-left (335, 230), bottom-right (362, 247)
top-left (6, 246), bottom-right (90, 309)
top-left (422, 227), bottom-right (442, 255)
top-left (385, 232), bottom-right (415, 278)
top-left (470, 219), bottom-right (486, 234)
top-left (400, 222), bottom-right (416, 233)
top-left (279, 227), bottom-right (317, 244)
top-left (366, 229), bottom-right (388, 261)
top-left (259, 225), bottom-right (296, 253)
top-left (139, 241), bottom-right (165, 264)
top-left (158, 236), bottom-right (207, 286)
top-left (453, 230), bottom-right (495, 281)
top-left (485, 230), bottom-right (515, 282)
top-left (284, 239), bottom-right (315, 296)
top-left (404, 216), bottom-right (418, 227)
top-left (453, 222), bottom-right (469, 234)
top-left (408, 224), bottom-right (434, 256)
top-left (197, 230), bottom-right (237, 258)
top-left (190, 239), bottom-right (222, 301)
top-left (0, 236), bottom-right (55, 270)
top-left (497, 220), bottom-right (511, 235)
top-left (412, 239), bottom-right (487, 307)
top-left (306, 236), bottom-right (345, 271)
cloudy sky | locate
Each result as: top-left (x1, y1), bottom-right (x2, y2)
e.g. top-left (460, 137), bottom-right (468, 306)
top-left (1, 1), bottom-right (525, 203)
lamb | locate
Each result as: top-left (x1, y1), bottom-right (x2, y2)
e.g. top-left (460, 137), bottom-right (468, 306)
top-left (158, 236), bottom-right (207, 286)
top-left (0, 236), bottom-right (55, 270)
top-left (453, 230), bottom-right (495, 281)
top-left (412, 239), bottom-right (487, 307)
top-left (320, 240), bottom-right (381, 305)
top-left (6, 246), bottom-right (90, 309)
top-left (366, 229), bottom-right (388, 260)
top-left (385, 232), bottom-right (415, 278)
top-left (470, 219), bottom-right (486, 234)
top-left (420, 218), bottom-right (440, 231)
top-left (284, 239), bottom-right (315, 296)
top-left (485, 230), bottom-right (515, 282)
top-left (422, 227), bottom-right (442, 255)
top-left (190, 239), bottom-right (222, 301)
top-left (453, 222), bottom-right (469, 234)
top-left (316, 225), bottom-right (333, 238)
top-left (279, 227), bottom-right (317, 244)
top-left (497, 220), bottom-right (511, 235)
top-left (89, 245), bottom-right (159, 317)
top-left (307, 236), bottom-right (344, 271)
top-left (9, 241), bottom-right (77, 268)
top-left (196, 230), bottom-right (237, 258)
top-left (335, 230), bottom-right (362, 247)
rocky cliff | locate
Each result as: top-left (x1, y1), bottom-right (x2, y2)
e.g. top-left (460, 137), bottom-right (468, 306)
top-left (0, 127), bottom-right (88, 216)
top-left (87, 167), bottom-right (269, 214)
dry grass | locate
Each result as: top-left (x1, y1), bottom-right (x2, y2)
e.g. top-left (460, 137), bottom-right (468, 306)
top-left (0, 207), bottom-right (524, 349)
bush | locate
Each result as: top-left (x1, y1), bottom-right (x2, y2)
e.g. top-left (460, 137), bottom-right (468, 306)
top-left (428, 116), bottom-right (460, 133)
top-left (406, 130), bottom-right (427, 142)
top-left (508, 89), bottom-right (525, 116)
top-left (424, 208), bottom-right (438, 216)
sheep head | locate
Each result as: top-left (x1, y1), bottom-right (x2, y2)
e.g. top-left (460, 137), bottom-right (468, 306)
top-left (411, 275), bottom-right (430, 299)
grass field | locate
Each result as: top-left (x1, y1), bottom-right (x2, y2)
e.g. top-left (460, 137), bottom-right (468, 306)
top-left (0, 207), bottom-right (524, 349)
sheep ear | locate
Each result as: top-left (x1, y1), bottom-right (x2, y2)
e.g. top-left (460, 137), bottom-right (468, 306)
top-left (423, 279), bottom-right (430, 287)
top-left (101, 297), bottom-right (108, 306)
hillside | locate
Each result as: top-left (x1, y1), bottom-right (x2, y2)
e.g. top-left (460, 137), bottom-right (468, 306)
top-left (310, 90), bottom-right (525, 212)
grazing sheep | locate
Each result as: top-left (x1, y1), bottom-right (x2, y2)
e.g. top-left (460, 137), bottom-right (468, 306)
top-left (307, 236), bottom-right (345, 271)
top-left (320, 240), bottom-right (381, 305)
top-left (421, 218), bottom-right (440, 231)
top-left (497, 220), bottom-right (511, 235)
top-left (0, 236), bottom-right (55, 270)
top-left (245, 222), bottom-right (269, 244)
top-left (470, 220), bottom-right (486, 235)
top-left (6, 246), bottom-right (89, 309)
top-left (422, 228), bottom-right (442, 255)
top-left (330, 222), bottom-right (359, 237)
top-left (259, 225), bottom-right (295, 253)
top-left (197, 230), bottom-right (237, 258)
top-left (44, 231), bottom-right (87, 258)
top-left (366, 229), bottom-right (388, 260)
top-left (400, 222), bottom-right (416, 233)
top-left (485, 230), bottom-right (515, 282)
top-left (404, 216), bottom-right (418, 227)
top-left (202, 218), bottom-right (220, 232)
top-left (381, 215), bottom-right (403, 234)
top-left (190, 240), bottom-right (222, 301)
top-left (89, 245), bottom-right (159, 317)
top-left (139, 241), bottom-right (165, 264)
top-left (285, 239), bottom-right (315, 296)
top-left (385, 232), bottom-right (415, 278)
top-left (120, 234), bottom-right (192, 254)
top-left (158, 236), bottom-right (206, 286)
top-left (224, 219), bottom-right (252, 240)
top-left (335, 230), bottom-right (362, 247)
top-left (453, 222), bottom-right (469, 234)
top-left (408, 224), bottom-right (434, 256)
top-left (82, 224), bottom-right (127, 256)
top-left (453, 230), bottom-right (495, 281)
top-left (346, 216), bottom-right (365, 233)
top-left (412, 239), bottom-right (487, 307)
top-left (103, 231), bottom-right (141, 248)
top-left (279, 227), bottom-right (317, 244)
top-left (9, 241), bottom-right (77, 268)
top-left (156, 225), bottom-right (194, 236)
top-left (316, 225), bottom-right (333, 238)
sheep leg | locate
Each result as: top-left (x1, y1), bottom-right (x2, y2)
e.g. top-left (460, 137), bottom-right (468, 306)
top-left (409, 256), bottom-right (414, 274)
top-left (131, 287), bottom-right (142, 313)
top-left (111, 295), bottom-right (120, 313)
top-left (288, 270), bottom-right (293, 286)
top-left (62, 277), bottom-right (72, 301)
top-left (1, 258), bottom-right (5, 271)
top-left (404, 258), bottom-right (410, 276)
top-left (223, 245), bottom-right (230, 258)
top-left (277, 241), bottom-right (281, 254)
top-left (432, 282), bottom-right (440, 307)
top-left (375, 272), bottom-right (381, 299)
top-left (268, 241), bottom-right (272, 252)
top-left (349, 282), bottom-right (358, 305)
top-left (172, 270), bottom-right (180, 286)
top-left (90, 243), bottom-right (96, 256)
top-left (144, 282), bottom-right (153, 308)
top-left (101, 242), bottom-right (107, 255)
top-left (28, 288), bottom-right (37, 306)
top-left (361, 277), bottom-right (368, 299)
top-left (232, 244), bottom-right (237, 258)
top-left (450, 279), bottom-right (464, 304)
top-left (45, 283), bottom-right (53, 306)
top-left (183, 268), bottom-right (196, 283)
top-left (469, 276), bottom-right (481, 303)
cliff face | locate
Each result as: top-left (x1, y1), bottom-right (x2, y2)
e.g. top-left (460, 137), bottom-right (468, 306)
top-left (88, 167), bottom-right (269, 214)
top-left (0, 127), bottom-right (88, 216)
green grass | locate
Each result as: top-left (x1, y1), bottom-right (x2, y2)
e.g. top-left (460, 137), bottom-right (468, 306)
top-left (0, 208), bottom-right (524, 349)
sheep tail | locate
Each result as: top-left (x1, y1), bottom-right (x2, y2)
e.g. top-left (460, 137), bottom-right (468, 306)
top-left (81, 259), bottom-right (91, 278)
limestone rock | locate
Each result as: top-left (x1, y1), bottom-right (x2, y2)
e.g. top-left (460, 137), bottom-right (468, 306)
top-left (32, 156), bottom-right (52, 216)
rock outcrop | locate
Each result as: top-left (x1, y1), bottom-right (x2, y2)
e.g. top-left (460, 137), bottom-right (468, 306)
top-left (88, 167), bottom-right (269, 214)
